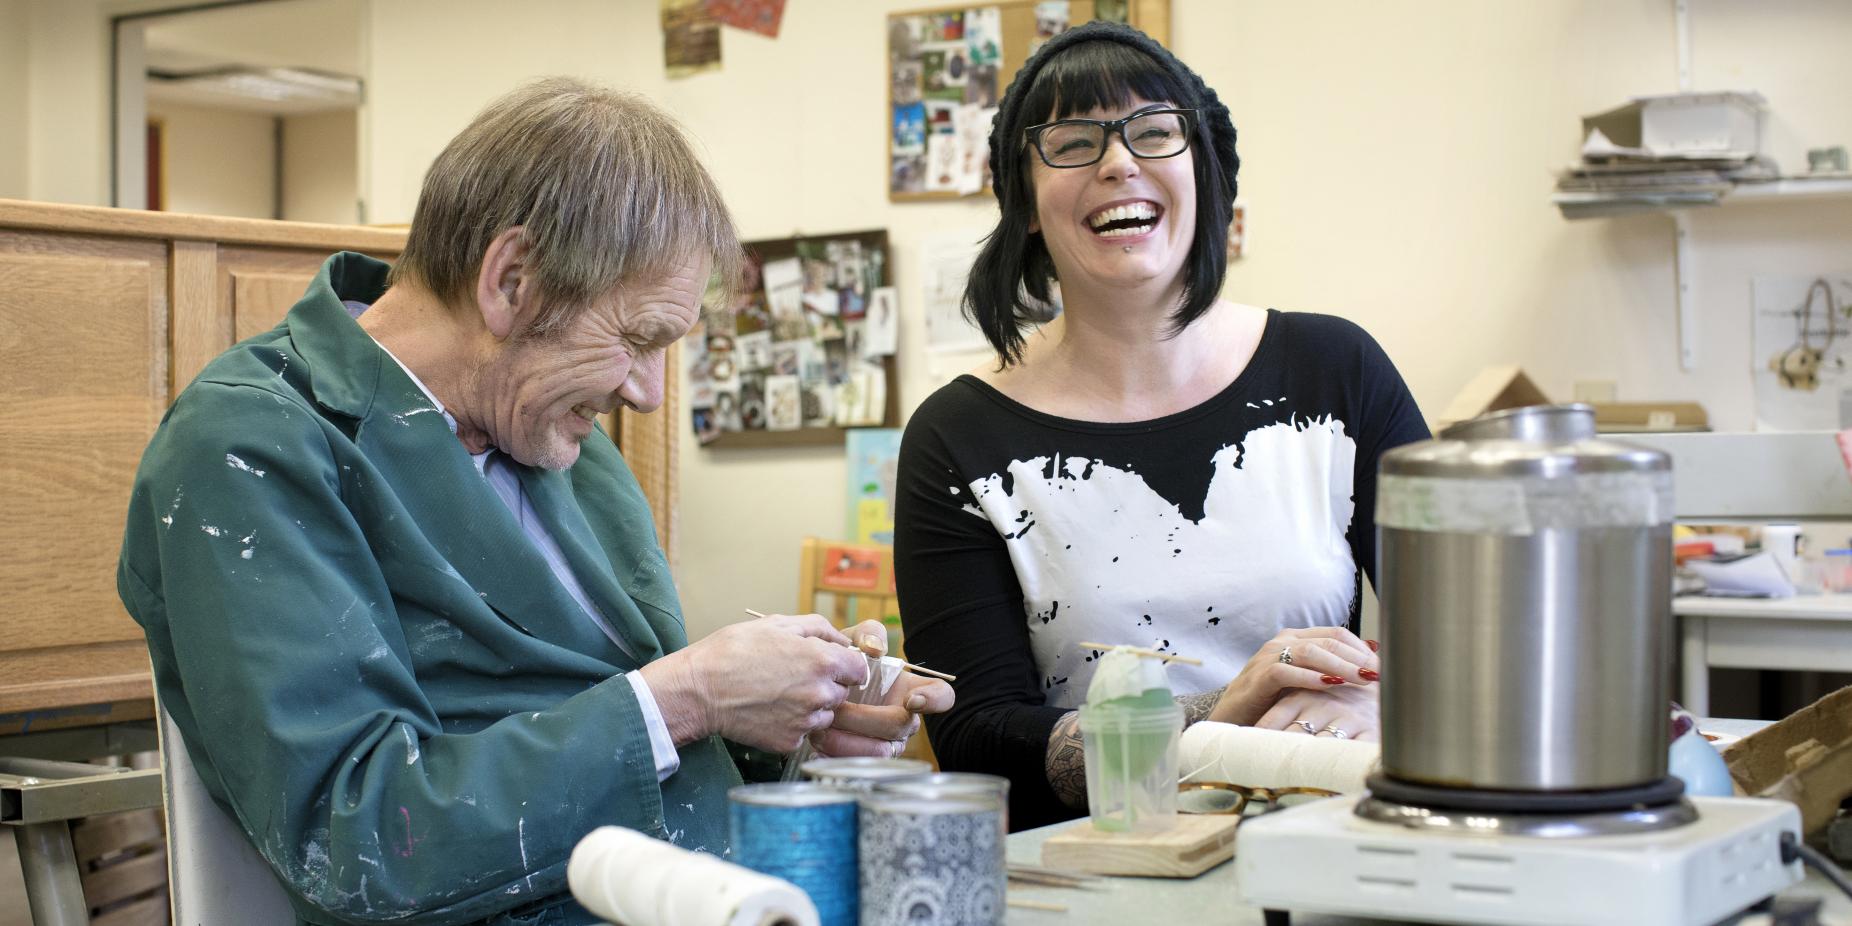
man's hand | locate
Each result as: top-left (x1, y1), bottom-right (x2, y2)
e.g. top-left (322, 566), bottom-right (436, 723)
top-left (808, 619), bottom-right (956, 758)
top-left (639, 613), bottom-right (871, 752)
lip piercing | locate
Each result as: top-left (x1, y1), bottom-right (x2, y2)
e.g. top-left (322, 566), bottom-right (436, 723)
top-left (1122, 246), bottom-right (1132, 252)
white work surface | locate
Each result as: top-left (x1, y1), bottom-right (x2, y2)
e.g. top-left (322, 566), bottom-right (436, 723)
top-left (1677, 593), bottom-right (1852, 715)
top-left (1003, 720), bottom-right (1851, 925)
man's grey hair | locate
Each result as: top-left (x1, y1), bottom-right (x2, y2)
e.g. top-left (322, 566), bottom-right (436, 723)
top-left (391, 76), bottom-right (742, 333)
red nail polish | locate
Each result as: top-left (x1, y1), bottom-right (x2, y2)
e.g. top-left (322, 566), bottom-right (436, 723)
top-left (1366, 640), bottom-right (1380, 652)
top-left (1359, 668), bottom-right (1380, 681)
top-left (1321, 675), bottom-right (1346, 685)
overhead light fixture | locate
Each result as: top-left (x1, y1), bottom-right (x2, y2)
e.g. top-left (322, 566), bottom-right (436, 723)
top-left (148, 66), bottom-right (362, 109)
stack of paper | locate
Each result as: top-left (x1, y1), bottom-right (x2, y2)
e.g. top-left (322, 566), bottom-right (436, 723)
top-left (1553, 92), bottom-right (1778, 219)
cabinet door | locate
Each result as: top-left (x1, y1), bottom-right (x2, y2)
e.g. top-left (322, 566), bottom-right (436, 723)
top-left (219, 245), bottom-right (339, 344)
top-left (0, 231), bottom-right (170, 713)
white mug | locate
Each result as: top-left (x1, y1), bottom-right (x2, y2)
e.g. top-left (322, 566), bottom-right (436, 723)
top-left (1764, 523), bottom-right (1803, 582)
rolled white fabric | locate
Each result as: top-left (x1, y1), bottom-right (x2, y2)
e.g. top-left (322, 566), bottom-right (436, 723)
top-left (1178, 722), bottom-right (1379, 794)
top-left (568, 826), bottom-right (820, 926)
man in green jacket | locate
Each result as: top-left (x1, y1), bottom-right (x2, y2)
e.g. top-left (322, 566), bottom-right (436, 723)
top-left (118, 78), bottom-right (951, 926)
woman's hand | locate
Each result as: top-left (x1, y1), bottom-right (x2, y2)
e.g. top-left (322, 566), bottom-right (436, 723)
top-left (1253, 684), bottom-right (1380, 742)
top-left (810, 619), bottom-right (956, 758)
top-left (1206, 626), bottom-right (1379, 727)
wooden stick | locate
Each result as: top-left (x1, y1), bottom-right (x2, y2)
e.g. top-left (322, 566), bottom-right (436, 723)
top-left (1076, 641), bottom-right (1204, 666)
top-left (1006, 898), bottom-right (1070, 913)
top-left (1008, 863), bottom-right (1100, 882)
top-left (744, 609), bottom-right (958, 682)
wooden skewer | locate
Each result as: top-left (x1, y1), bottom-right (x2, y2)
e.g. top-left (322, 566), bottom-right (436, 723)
top-left (744, 609), bottom-right (958, 682)
top-left (1008, 863), bottom-right (1100, 882)
top-left (1007, 870), bottom-right (1100, 889)
top-left (1076, 641), bottom-right (1204, 666)
top-left (1006, 898), bottom-right (1070, 913)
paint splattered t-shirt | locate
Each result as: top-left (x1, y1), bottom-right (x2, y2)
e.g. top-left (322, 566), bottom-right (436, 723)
top-left (894, 310), bottom-right (1428, 828)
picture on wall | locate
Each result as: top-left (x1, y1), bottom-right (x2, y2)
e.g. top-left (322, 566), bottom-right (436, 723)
top-left (689, 229), bottom-right (899, 446)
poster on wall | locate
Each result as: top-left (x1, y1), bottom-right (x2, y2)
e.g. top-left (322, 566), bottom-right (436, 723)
top-left (690, 229), bottom-right (898, 446)
top-left (1752, 274), bottom-right (1852, 431)
top-left (663, 0), bottom-right (722, 78)
top-left (847, 428), bottom-right (904, 545)
top-left (704, 0), bottom-right (786, 37)
top-left (920, 230), bottom-right (991, 353)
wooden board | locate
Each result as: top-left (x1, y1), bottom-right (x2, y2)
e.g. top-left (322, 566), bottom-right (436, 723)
top-left (1041, 814), bottom-right (1239, 878)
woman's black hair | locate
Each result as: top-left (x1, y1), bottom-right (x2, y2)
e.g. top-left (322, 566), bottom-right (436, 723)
top-left (966, 22), bottom-right (1239, 365)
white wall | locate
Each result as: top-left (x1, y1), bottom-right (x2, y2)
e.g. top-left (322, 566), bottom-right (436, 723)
top-left (149, 102), bottom-right (276, 219)
top-left (282, 109), bottom-right (359, 224)
top-left (15, 0), bottom-right (1852, 643)
top-left (0, 0), bottom-right (27, 199)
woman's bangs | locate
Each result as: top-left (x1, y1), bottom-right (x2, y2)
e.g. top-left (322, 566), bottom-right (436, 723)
top-left (1023, 41), bottom-right (1189, 123)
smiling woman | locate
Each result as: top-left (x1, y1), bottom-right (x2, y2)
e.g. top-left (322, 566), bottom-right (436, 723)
top-left (893, 21), bottom-right (1431, 831)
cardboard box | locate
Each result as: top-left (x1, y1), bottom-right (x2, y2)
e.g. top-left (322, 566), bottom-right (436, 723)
top-left (1434, 365), bottom-right (1550, 433)
top-left (1591, 401), bottom-right (1709, 433)
top-left (1722, 685), bottom-right (1852, 841)
top-left (1581, 91), bottom-right (1766, 160)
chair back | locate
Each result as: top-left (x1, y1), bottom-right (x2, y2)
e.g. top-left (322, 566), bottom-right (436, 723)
top-left (155, 691), bottom-right (298, 924)
top-left (798, 537), bottom-right (901, 631)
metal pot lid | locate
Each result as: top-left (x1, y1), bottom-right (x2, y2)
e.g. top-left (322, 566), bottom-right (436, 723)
top-left (1383, 404), bottom-right (1668, 479)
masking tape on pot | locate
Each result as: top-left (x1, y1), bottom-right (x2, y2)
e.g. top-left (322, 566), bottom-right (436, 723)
top-left (1377, 471), bottom-right (1673, 535)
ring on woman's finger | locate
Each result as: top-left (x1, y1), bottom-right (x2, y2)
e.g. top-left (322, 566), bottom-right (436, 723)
top-left (1323, 724), bottom-right (1349, 739)
top-left (1277, 646), bottom-right (1295, 666)
top-left (1292, 720), bottom-right (1319, 734)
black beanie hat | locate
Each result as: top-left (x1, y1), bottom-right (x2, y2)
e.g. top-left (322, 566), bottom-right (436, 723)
top-left (986, 21), bottom-right (1239, 208)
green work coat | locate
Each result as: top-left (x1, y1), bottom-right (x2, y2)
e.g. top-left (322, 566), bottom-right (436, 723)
top-left (118, 252), bottom-right (741, 925)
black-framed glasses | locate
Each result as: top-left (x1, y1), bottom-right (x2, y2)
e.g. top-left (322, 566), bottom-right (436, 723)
top-left (1177, 782), bottom-right (1339, 816)
top-left (1023, 108), bottom-right (1199, 168)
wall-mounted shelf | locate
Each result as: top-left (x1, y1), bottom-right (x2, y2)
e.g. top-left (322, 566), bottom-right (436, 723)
top-left (1727, 176), bottom-right (1852, 204)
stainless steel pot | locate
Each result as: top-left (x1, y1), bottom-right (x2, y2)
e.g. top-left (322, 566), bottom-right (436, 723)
top-left (1376, 404), bottom-right (1674, 792)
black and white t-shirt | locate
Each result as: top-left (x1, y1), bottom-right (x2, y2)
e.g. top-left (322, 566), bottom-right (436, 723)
top-left (894, 310), bottom-right (1429, 828)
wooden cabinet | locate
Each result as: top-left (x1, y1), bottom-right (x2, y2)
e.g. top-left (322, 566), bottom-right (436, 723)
top-left (0, 199), bottom-right (678, 722)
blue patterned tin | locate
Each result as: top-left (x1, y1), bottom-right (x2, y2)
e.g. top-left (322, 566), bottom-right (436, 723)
top-left (728, 782), bottom-right (858, 926)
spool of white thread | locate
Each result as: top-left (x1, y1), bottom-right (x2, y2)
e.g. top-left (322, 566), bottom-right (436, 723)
top-left (568, 826), bottom-right (819, 926)
top-left (1177, 722), bottom-right (1379, 794)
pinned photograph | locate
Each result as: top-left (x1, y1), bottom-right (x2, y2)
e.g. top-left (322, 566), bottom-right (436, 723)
top-left (738, 374), bottom-right (767, 430)
top-left (864, 287), bottom-right (899, 358)
top-left (770, 341), bottom-right (800, 376)
top-left (704, 0), bottom-right (786, 37)
top-left (925, 99), bottom-right (959, 135)
top-left (966, 64), bottom-right (999, 108)
top-left (954, 103), bottom-right (992, 194)
top-left (965, 7), bottom-right (1001, 66)
top-left (922, 48), bottom-right (967, 101)
top-left (713, 388), bottom-right (741, 431)
top-left (802, 382), bottom-right (835, 428)
top-left (1031, 0), bottom-right (1070, 55)
top-left (927, 11), bottom-right (964, 41)
top-left (661, 0), bottom-right (721, 79)
top-left (736, 330), bottom-right (774, 370)
top-left (692, 406), bottom-right (719, 444)
top-left (892, 60), bottom-right (923, 106)
top-left (888, 15), bottom-right (923, 60)
top-left (891, 154), bottom-right (926, 194)
top-left (925, 133), bottom-right (960, 192)
top-left (941, 46), bottom-right (969, 88)
top-left (765, 374), bottom-right (802, 430)
top-left (892, 102), bottom-right (926, 154)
